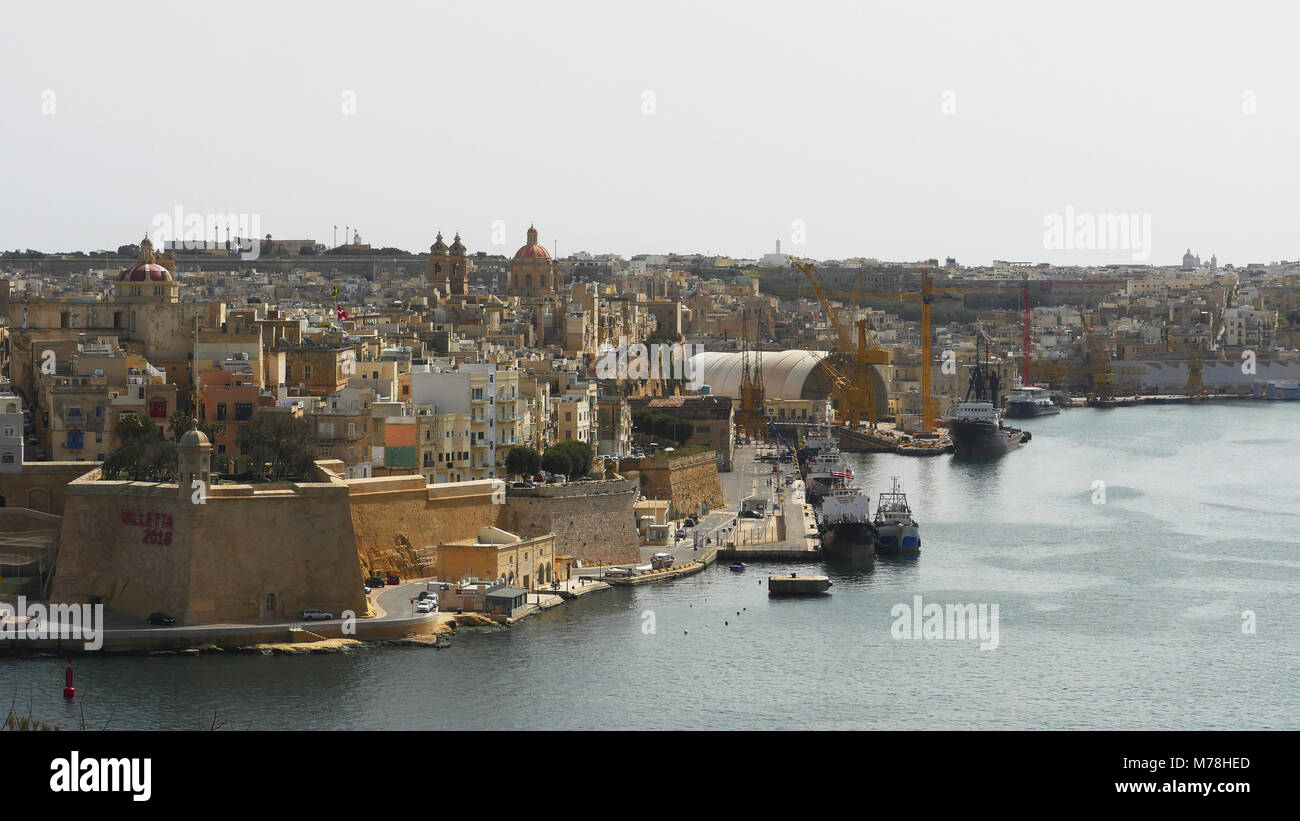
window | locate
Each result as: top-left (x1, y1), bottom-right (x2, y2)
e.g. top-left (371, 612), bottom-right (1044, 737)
top-left (216, 403), bottom-right (228, 421)
top-left (235, 403), bottom-right (253, 421)
top-left (66, 430), bottom-right (84, 450)
top-left (1, 454), bottom-right (13, 464)
top-left (304, 366), bottom-right (312, 380)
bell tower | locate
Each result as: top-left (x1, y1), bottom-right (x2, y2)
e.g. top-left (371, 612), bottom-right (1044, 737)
top-left (428, 232), bottom-right (450, 296)
top-left (448, 233), bottom-right (468, 296)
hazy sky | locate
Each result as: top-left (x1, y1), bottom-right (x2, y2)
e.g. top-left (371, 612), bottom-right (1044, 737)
top-left (2, 1), bottom-right (1297, 266)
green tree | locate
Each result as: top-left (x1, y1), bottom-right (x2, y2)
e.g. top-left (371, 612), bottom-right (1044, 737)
top-left (547, 439), bottom-right (593, 479)
top-left (236, 410), bottom-right (317, 481)
top-left (540, 448), bottom-right (572, 478)
top-left (505, 445), bottom-right (541, 478)
top-left (102, 414), bottom-right (177, 482)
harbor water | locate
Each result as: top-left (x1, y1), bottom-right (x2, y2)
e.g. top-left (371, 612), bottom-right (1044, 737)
top-left (3, 403), bottom-right (1298, 730)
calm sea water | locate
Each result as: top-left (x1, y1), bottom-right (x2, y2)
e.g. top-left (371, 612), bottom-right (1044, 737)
top-left (4, 403), bottom-right (1298, 730)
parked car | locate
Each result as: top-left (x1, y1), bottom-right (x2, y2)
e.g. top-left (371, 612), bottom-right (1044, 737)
top-left (300, 609), bottom-right (333, 621)
top-left (146, 612), bottom-right (175, 626)
top-left (386, 574), bottom-right (400, 586)
top-left (416, 598), bottom-right (437, 613)
top-left (364, 585), bottom-right (372, 594)
top-left (366, 576), bottom-right (386, 588)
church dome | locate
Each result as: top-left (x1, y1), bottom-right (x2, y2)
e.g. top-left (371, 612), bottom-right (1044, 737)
top-left (119, 262), bottom-right (172, 282)
top-left (430, 232), bottom-right (449, 255)
top-left (119, 236), bottom-right (174, 282)
top-left (513, 225), bottom-right (550, 260)
top-left (449, 233), bottom-right (466, 255)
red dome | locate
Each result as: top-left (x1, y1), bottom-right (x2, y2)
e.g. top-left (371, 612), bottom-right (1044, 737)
top-left (119, 262), bottom-right (173, 282)
top-left (513, 243), bottom-right (551, 260)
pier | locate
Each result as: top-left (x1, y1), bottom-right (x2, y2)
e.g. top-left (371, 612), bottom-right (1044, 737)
top-left (715, 444), bottom-right (822, 562)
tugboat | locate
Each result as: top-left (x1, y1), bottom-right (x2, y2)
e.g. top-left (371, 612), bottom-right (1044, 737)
top-left (946, 331), bottom-right (1029, 458)
top-left (820, 486), bottom-right (876, 560)
top-left (1004, 385), bottom-right (1060, 418)
top-left (873, 477), bottom-right (919, 554)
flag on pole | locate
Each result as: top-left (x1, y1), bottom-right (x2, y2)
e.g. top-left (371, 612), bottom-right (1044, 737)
top-left (337, 305), bottom-right (348, 320)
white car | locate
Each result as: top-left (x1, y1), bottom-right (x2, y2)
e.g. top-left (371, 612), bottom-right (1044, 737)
top-left (416, 598), bottom-right (437, 613)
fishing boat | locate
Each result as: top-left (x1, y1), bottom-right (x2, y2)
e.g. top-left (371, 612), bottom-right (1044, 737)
top-left (873, 476), bottom-right (919, 554)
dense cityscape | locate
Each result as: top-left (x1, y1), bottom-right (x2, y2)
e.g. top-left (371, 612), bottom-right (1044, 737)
top-left (0, 3), bottom-right (1291, 800)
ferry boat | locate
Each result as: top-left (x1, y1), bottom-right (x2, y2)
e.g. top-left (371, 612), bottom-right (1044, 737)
top-left (820, 486), bottom-right (876, 560)
top-left (873, 477), bottom-right (919, 554)
top-left (1004, 386), bottom-right (1060, 418)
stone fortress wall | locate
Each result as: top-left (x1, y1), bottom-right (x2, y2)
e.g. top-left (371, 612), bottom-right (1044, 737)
top-left (47, 461), bottom-right (502, 624)
top-left (501, 478), bottom-right (641, 566)
top-left (623, 452), bottom-right (724, 520)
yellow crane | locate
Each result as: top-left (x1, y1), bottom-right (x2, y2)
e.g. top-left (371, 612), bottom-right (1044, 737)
top-left (791, 257), bottom-right (890, 427)
top-left (1082, 317), bottom-right (1114, 400)
top-left (899, 272), bottom-right (961, 435)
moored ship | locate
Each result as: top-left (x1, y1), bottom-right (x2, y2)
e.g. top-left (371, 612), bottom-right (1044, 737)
top-left (1004, 386), bottom-right (1060, 418)
top-left (803, 447), bottom-right (854, 504)
top-left (820, 486), bottom-right (876, 560)
top-left (947, 330), bottom-right (1029, 458)
top-left (873, 476), bottom-right (919, 554)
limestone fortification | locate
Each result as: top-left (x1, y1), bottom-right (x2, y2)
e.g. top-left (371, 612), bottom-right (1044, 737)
top-left (624, 451), bottom-right (724, 520)
top-left (47, 459), bottom-right (503, 624)
top-left (501, 479), bottom-right (641, 566)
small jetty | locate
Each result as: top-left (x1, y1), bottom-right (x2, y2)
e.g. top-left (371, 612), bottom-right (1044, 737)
top-left (768, 574), bottom-right (832, 596)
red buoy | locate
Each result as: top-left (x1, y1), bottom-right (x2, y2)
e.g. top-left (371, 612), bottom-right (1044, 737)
top-left (62, 658), bottom-right (75, 699)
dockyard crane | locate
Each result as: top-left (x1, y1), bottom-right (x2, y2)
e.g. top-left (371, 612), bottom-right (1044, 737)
top-left (737, 307), bottom-right (768, 442)
top-left (791, 257), bottom-right (890, 427)
top-left (899, 273), bottom-right (962, 435)
top-left (1082, 316), bottom-right (1114, 400)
